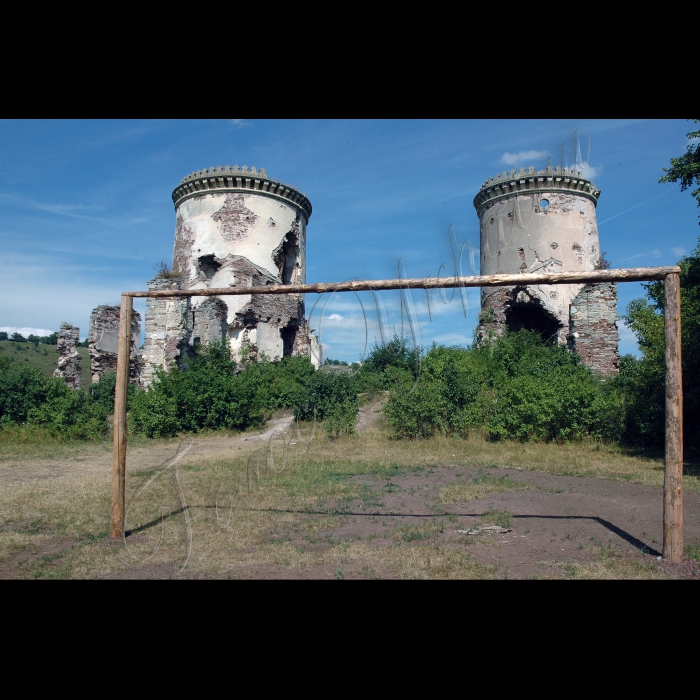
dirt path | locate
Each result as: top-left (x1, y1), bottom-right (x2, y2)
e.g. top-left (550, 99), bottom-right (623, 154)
top-left (0, 414), bottom-right (295, 484)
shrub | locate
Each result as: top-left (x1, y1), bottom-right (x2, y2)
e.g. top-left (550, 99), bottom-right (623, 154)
top-left (129, 343), bottom-right (357, 438)
top-left (0, 356), bottom-right (112, 441)
top-left (384, 330), bottom-right (625, 443)
top-left (323, 400), bottom-right (357, 439)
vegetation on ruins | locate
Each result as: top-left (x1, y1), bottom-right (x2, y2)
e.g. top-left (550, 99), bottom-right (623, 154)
top-left (153, 259), bottom-right (181, 280)
top-left (2, 274), bottom-right (699, 453)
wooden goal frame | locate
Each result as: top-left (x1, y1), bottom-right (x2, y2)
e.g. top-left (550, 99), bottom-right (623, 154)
top-left (110, 266), bottom-right (684, 562)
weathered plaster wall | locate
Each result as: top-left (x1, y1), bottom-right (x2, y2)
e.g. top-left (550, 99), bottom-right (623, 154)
top-left (479, 189), bottom-right (601, 338)
top-left (474, 166), bottom-right (619, 375)
top-left (54, 322), bottom-right (81, 390)
top-left (170, 170), bottom-right (315, 366)
top-left (88, 305), bottom-right (141, 384)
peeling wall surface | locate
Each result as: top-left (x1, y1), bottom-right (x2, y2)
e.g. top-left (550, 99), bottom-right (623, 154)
top-left (474, 166), bottom-right (619, 374)
top-left (158, 166), bottom-right (318, 369)
top-left (88, 305), bottom-right (141, 384)
top-left (54, 322), bottom-right (81, 390)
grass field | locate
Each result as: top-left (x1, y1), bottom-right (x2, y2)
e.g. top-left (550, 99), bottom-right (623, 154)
top-left (0, 340), bottom-right (92, 389)
top-left (1, 403), bottom-right (698, 579)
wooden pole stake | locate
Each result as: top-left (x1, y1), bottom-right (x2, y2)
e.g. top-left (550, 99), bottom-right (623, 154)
top-left (110, 294), bottom-right (133, 540)
top-left (663, 272), bottom-right (683, 563)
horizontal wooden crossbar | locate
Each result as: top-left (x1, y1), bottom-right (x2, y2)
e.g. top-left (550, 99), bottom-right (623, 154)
top-left (123, 266), bottom-right (682, 298)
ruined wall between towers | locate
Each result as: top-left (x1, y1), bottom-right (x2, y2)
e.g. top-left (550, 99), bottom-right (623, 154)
top-left (88, 305), bottom-right (142, 384)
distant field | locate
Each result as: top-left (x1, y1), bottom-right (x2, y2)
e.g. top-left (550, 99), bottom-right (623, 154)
top-left (0, 341), bottom-right (92, 389)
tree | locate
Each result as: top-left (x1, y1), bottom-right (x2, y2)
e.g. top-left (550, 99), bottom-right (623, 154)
top-left (623, 238), bottom-right (700, 452)
top-left (659, 119), bottom-right (700, 224)
top-left (0, 332), bottom-right (7, 341)
top-left (10, 332), bottom-right (26, 343)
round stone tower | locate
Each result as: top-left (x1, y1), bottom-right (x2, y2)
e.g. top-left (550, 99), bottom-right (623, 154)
top-left (473, 165), bottom-right (619, 375)
top-left (170, 165), bottom-right (315, 365)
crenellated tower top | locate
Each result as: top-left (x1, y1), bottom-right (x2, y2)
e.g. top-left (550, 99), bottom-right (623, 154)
top-left (473, 165), bottom-right (600, 218)
top-left (172, 165), bottom-right (312, 221)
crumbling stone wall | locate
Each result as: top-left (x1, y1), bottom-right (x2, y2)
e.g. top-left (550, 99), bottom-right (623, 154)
top-left (207, 256), bottom-right (310, 362)
top-left (167, 166), bottom-right (319, 367)
top-left (191, 297), bottom-right (228, 346)
top-left (54, 322), bottom-right (81, 390)
top-left (140, 277), bottom-right (191, 388)
top-left (568, 283), bottom-right (620, 377)
top-left (477, 287), bottom-right (563, 344)
top-left (88, 305), bottom-right (142, 384)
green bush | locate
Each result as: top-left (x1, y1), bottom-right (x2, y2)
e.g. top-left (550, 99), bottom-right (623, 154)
top-left (0, 356), bottom-right (52, 426)
top-left (384, 330), bottom-right (625, 443)
top-left (129, 342), bottom-right (357, 438)
top-left (295, 368), bottom-right (358, 423)
top-left (0, 356), bottom-right (113, 441)
top-left (323, 400), bottom-right (358, 439)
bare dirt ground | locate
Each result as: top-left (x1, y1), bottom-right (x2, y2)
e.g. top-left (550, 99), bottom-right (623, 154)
top-left (1, 396), bottom-right (699, 579)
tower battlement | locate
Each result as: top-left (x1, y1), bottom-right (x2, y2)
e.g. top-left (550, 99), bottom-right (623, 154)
top-left (474, 165), bottom-right (600, 217)
top-left (172, 165), bottom-right (312, 220)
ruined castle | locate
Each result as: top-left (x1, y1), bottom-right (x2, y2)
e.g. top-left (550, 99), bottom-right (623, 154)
top-left (139, 166), bottom-right (320, 386)
top-left (54, 162), bottom-right (619, 389)
top-left (474, 165), bottom-right (619, 376)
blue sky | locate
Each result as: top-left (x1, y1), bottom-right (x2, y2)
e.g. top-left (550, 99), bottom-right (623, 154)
top-left (1, 119), bottom-right (697, 361)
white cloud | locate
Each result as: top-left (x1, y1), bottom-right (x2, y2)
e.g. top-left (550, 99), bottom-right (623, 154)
top-left (229, 119), bottom-right (253, 128)
top-left (500, 150), bottom-right (549, 166)
top-left (328, 313), bottom-right (344, 321)
top-left (623, 250), bottom-right (662, 262)
top-left (671, 247), bottom-right (686, 257)
top-left (579, 163), bottom-right (600, 180)
top-left (0, 326), bottom-right (55, 337)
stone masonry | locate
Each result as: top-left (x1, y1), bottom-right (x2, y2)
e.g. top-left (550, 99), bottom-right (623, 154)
top-left (140, 277), bottom-right (191, 388)
top-left (54, 322), bottom-right (81, 390)
top-left (191, 297), bottom-right (228, 347)
top-left (568, 283), bottom-right (620, 377)
top-left (88, 305), bottom-right (142, 384)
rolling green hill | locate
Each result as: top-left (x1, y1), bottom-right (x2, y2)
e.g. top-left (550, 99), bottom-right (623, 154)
top-left (0, 341), bottom-right (92, 391)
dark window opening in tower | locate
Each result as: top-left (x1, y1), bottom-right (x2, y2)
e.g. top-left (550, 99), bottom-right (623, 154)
top-left (505, 302), bottom-right (560, 344)
top-left (271, 228), bottom-right (300, 284)
top-left (198, 255), bottom-right (222, 280)
top-left (281, 324), bottom-right (297, 357)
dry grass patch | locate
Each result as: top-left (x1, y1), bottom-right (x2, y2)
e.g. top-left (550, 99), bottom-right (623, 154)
top-left (1, 420), bottom-right (696, 579)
